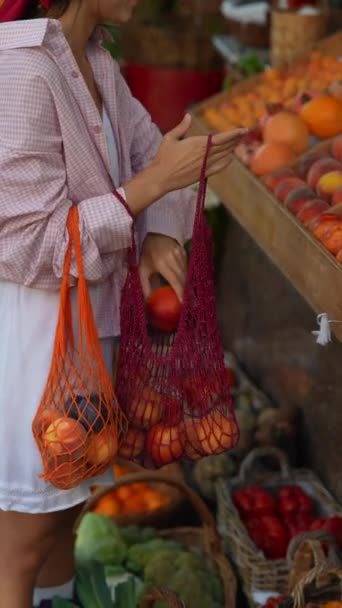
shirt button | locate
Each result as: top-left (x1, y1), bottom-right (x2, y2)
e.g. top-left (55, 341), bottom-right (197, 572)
top-left (71, 70), bottom-right (79, 79)
top-left (93, 125), bottom-right (102, 134)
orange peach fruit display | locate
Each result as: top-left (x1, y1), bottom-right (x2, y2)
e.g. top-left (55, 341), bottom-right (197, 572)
top-left (263, 135), bottom-right (342, 262)
top-left (91, 464), bottom-right (171, 518)
top-left (202, 53), bottom-right (342, 133)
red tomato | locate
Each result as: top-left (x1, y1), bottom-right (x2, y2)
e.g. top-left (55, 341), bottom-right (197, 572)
top-left (276, 485), bottom-right (312, 519)
top-left (233, 487), bottom-right (275, 519)
top-left (146, 286), bottom-right (181, 333)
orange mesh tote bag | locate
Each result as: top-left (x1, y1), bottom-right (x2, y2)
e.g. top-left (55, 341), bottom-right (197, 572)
top-left (32, 206), bottom-right (124, 490)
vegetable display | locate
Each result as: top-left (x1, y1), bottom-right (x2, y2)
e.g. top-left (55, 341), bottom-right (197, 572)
top-left (54, 513), bottom-right (224, 608)
top-left (233, 484), bottom-right (342, 559)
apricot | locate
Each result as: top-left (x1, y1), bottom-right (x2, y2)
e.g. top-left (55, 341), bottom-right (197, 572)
top-left (262, 169), bottom-right (295, 192)
top-left (307, 158), bottom-right (342, 189)
top-left (332, 186), bottom-right (342, 206)
top-left (128, 387), bottom-right (162, 430)
top-left (297, 200), bottom-right (330, 227)
top-left (88, 429), bottom-right (118, 466)
top-left (118, 427), bottom-right (146, 460)
top-left (274, 178), bottom-right (307, 203)
top-left (317, 171), bottom-right (342, 200)
top-left (146, 423), bottom-right (184, 467)
top-left (183, 419), bottom-right (205, 460)
top-left (43, 417), bottom-right (87, 459)
top-left (331, 135), bottom-right (342, 162)
top-left (37, 409), bottom-right (60, 435)
top-left (284, 187), bottom-right (315, 215)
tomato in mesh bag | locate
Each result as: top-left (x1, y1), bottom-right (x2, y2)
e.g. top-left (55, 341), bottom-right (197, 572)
top-left (32, 207), bottom-right (125, 490)
top-left (114, 136), bottom-right (239, 468)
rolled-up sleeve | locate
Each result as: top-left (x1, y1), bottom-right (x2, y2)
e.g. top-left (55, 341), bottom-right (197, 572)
top-left (115, 65), bottom-right (196, 247)
top-left (0, 71), bottom-right (132, 288)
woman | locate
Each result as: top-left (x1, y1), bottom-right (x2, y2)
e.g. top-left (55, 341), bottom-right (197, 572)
top-left (0, 0), bottom-right (244, 605)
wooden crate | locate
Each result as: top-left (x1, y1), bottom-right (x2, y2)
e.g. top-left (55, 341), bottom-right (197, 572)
top-left (192, 31), bottom-right (342, 134)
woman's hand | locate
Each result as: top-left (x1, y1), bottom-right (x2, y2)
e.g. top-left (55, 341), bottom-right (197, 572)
top-left (139, 234), bottom-right (187, 301)
top-left (123, 115), bottom-right (247, 216)
top-left (152, 114), bottom-right (247, 193)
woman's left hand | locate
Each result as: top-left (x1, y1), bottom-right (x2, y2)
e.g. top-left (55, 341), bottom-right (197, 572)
top-left (139, 233), bottom-right (187, 301)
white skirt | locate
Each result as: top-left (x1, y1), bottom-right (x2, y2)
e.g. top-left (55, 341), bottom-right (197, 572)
top-left (0, 280), bottom-right (117, 514)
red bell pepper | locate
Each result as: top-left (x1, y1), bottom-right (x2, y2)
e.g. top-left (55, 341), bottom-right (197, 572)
top-left (284, 510), bottom-right (314, 537)
top-left (276, 485), bottom-right (313, 520)
top-left (247, 514), bottom-right (289, 559)
top-left (310, 516), bottom-right (342, 549)
top-left (233, 487), bottom-right (275, 519)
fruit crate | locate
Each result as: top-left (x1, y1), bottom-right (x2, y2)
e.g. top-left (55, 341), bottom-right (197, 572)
top-left (190, 31), bottom-right (342, 134)
top-left (186, 128), bottom-right (342, 340)
top-left (216, 447), bottom-right (342, 604)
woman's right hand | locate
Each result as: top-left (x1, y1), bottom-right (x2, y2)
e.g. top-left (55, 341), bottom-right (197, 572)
top-left (152, 114), bottom-right (247, 193)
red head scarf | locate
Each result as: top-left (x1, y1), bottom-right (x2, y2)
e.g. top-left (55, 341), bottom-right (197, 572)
top-left (0, 0), bottom-right (32, 21)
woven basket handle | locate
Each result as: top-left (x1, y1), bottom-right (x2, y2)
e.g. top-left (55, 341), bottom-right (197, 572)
top-left (140, 587), bottom-right (185, 608)
top-left (76, 471), bottom-right (220, 551)
top-left (238, 446), bottom-right (291, 484)
top-left (287, 529), bottom-right (339, 566)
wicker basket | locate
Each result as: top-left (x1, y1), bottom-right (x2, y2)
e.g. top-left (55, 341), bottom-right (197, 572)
top-left (81, 472), bottom-right (237, 608)
top-left (283, 562), bottom-right (342, 608)
top-left (140, 587), bottom-right (185, 608)
top-left (216, 447), bottom-right (342, 600)
top-left (271, 0), bottom-right (329, 68)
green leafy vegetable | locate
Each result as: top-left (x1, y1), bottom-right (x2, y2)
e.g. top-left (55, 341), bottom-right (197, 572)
top-left (75, 562), bottom-right (113, 608)
top-left (114, 577), bottom-right (137, 608)
top-left (75, 513), bottom-right (127, 566)
top-left (120, 525), bottom-right (156, 547)
top-left (126, 538), bottom-right (180, 575)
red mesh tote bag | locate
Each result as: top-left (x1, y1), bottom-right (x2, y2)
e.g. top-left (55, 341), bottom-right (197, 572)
top-left (32, 206), bottom-right (125, 489)
top-left (115, 136), bottom-right (239, 468)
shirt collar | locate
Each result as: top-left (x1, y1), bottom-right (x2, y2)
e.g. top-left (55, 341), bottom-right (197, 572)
top-left (0, 17), bottom-right (111, 51)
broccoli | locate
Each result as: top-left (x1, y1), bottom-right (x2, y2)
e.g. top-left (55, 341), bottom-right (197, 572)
top-left (126, 539), bottom-right (180, 575)
top-left (143, 548), bottom-right (224, 608)
top-left (120, 525), bottom-right (156, 547)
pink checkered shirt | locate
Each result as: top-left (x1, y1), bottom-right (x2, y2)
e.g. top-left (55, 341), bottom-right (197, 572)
top-left (0, 18), bottom-right (195, 337)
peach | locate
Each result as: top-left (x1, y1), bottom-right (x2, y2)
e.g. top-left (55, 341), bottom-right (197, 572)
top-left (296, 152), bottom-right (327, 180)
top-left (88, 430), bottom-right (118, 466)
top-left (297, 200), bottom-right (330, 226)
top-left (312, 213), bottom-right (342, 238)
top-left (317, 171), bottom-right (342, 200)
top-left (307, 158), bottom-right (342, 189)
top-left (185, 411), bottom-right (239, 456)
top-left (319, 225), bottom-right (342, 255)
top-left (284, 187), bottom-right (315, 214)
top-left (146, 423), bottom-right (184, 467)
top-left (332, 186), bottom-right (342, 206)
top-left (118, 427), bottom-right (146, 460)
top-left (336, 249), bottom-right (342, 263)
top-left (183, 420), bottom-right (203, 460)
top-left (331, 135), bottom-right (342, 162)
top-left (43, 417), bottom-right (87, 460)
top-left (36, 409), bottom-right (60, 436)
top-left (274, 178), bottom-right (307, 203)
top-left (262, 169), bottom-right (295, 192)
top-left (128, 387), bottom-right (162, 430)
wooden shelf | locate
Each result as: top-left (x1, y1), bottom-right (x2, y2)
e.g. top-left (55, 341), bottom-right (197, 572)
top-left (190, 121), bottom-right (342, 341)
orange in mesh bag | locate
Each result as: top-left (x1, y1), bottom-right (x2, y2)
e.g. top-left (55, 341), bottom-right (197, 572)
top-left (32, 206), bottom-right (125, 490)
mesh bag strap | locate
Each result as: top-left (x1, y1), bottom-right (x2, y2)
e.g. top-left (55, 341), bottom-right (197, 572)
top-left (112, 134), bottom-right (213, 266)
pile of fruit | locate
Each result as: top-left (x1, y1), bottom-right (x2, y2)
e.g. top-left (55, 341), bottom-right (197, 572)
top-left (233, 484), bottom-right (342, 560)
top-left (92, 465), bottom-right (171, 518)
top-left (202, 51), bottom-right (342, 133)
top-left (263, 134), bottom-right (342, 261)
